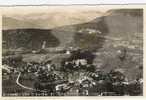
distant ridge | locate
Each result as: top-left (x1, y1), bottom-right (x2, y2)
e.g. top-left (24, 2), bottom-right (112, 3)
top-left (3, 9), bottom-right (143, 51)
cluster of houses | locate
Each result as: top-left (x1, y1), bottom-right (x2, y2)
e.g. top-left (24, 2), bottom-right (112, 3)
top-left (2, 47), bottom-right (143, 96)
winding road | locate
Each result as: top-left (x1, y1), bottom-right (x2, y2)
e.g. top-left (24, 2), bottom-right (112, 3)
top-left (16, 72), bottom-right (35, 91)
top-left (16, 72), bottom-right (48, 93)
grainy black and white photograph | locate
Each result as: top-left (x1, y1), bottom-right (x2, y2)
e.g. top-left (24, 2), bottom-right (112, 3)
top-left (1, 6), bottom-right (143, 96)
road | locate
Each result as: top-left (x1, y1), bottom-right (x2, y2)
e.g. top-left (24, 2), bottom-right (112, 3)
top-left (16, 72), bottom-right (49, 93)
top-left (16, 72), bottom-right (35, 91)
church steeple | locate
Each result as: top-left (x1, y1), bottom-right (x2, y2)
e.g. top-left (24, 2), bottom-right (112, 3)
top-left (42, 41), bottom-right (46, 49)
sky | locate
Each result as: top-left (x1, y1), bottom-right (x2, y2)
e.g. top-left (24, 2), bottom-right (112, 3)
top-left (2, 6), bottom-right (110, 29)
top-left (1, 5), bottom-right (144, 29)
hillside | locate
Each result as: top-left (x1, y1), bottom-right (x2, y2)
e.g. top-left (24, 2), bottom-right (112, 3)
top-left (2, 9), bottom-right (143, 81)
top-left (2, 14), bottom-right (108, 51)
top-left (2, 29), bottom-right (60, 50)
top-left (3, 9), bottom-right (143, 50)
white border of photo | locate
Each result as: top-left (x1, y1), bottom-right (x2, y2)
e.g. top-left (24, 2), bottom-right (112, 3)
top-left (0, 4), bottom-right (145, 100)
top-left (0, 0), bottom-right (146, 5)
